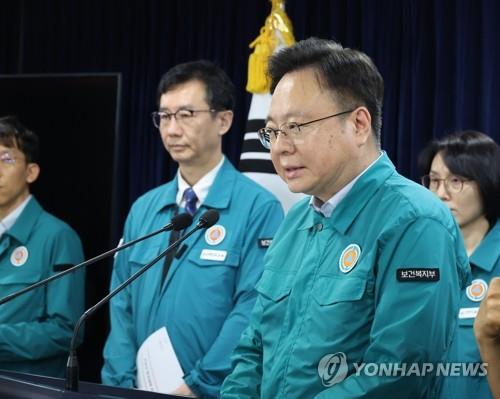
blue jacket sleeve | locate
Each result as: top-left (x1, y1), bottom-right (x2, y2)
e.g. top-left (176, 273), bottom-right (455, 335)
top-left (184, 200), bottom-right (283, 398)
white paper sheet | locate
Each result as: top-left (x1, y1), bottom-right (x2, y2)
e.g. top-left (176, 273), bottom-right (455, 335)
top-left (136, 326), bottom-right (184, 393)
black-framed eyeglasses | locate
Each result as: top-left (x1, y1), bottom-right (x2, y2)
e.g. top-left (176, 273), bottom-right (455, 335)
top-left (257, 109), bottom-right (355, 149)
top-left (151, 108), bottom-right (217, 129)
top-left (421, 174), bottom-right (471, 194)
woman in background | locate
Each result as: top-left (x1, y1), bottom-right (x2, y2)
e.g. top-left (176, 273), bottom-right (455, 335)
top-left (419, 130), bottom-right (500, 399)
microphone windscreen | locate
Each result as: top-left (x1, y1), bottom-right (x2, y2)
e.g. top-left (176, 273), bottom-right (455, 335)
top-left (171, 213), bottom-right (193, 231)
top-left (198, 209), bottom-right (219, 228)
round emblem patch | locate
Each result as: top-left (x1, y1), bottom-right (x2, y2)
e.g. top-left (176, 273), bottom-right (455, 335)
top-left (205, 225), bottom-right (226, 246)
top-left (466, 279), bottom-right (488, 302)
top-left (11, 246), bottom-right (29, 267)
top-left (339, 244), bottom-right (361, 273)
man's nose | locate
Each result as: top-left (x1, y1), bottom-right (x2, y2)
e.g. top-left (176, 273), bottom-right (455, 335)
top-left (271, 131), bottom-right (295, 154)
top-left (164, 116), bottom-right (183, 136)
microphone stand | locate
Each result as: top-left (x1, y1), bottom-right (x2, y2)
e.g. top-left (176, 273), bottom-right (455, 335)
top-left (65, 211), bottom-right (218, 391)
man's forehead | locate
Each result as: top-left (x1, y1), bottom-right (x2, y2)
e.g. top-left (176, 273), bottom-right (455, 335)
top-left (267, 82), bottom-right (335, 123)
top-left (274, 67), bottom-right (326, 91)
top-left (159, 82), bottom-right (208, 109)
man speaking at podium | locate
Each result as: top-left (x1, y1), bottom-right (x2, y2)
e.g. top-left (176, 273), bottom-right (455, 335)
top-left (102, 60), bottom-right (283, 398)
top-left (0, 116), bottom-right (85, 377)
top-left (221, 38), bottom-right (469, 398)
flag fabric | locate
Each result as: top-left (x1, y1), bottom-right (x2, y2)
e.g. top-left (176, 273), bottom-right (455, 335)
top-left (239, 0), bottom-right (305, 213)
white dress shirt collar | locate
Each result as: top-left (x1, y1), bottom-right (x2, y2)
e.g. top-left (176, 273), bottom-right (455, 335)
top-left (176, 156), bottom-right (225, 208)
top-left (310, 152), bottom-right (383, 218)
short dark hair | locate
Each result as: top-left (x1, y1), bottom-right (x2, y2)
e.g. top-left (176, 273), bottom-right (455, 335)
top-left (156, 60), bottom-right (235, 111)
top-left (268, 37), bottom-right (384, 142)
top-left (418, 130), bottom-right (500, 225)
top-left (0, 116), bottom-right (39, 163)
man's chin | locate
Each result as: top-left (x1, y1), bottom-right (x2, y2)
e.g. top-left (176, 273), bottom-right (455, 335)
top-left (285, 180), bottom-right (307, 195)
top-left (168, 150), bottom-right (191, 163)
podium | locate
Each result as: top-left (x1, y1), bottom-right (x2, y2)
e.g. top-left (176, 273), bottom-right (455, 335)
top-left (0, 370), bottom-right (181, 398)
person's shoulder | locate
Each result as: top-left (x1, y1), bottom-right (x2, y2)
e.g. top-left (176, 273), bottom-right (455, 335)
top-left (383, 172), bottom-right (456, 228)
top-left (135, 181), bottom-right (174, 203)
top-left (129, 180), bottom-right (175, 213)
top-left (477, 220), bottom-right (500, 270)
top-left (35, 208), bottom-right (81, 240)
top-left (231, 170), bottom-right (282, 204)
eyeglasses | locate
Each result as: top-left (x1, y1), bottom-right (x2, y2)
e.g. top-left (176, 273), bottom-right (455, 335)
top-left (0, 152), bottom-right (19, 166)
top-left (151, 109), bottom-right (216, 129)
top-left (421, 174), bottom-right (471, 194)
top-left (257, 109), bottom-right (355, 149)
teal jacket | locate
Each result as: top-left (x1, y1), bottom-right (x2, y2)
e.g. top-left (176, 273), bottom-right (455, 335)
top-left (439, 220), bottom-right (500, 399)
top-left (0, 197), bottom-right (85, 377)
top-left (101, 159), bottom-right (284, 398)
top-left (221, 153), bottom-right (469, 399)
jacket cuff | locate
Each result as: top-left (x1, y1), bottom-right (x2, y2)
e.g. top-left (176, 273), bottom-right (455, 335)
top-left (184, 368), bottom-right (219, 399)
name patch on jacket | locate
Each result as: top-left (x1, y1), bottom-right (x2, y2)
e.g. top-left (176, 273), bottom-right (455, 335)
top-left (200, 249), bottom-right (227, 262)
top-left (396, 268), bottom-right (440, 282)
top-left (258, 238), bottom-right (273, 248)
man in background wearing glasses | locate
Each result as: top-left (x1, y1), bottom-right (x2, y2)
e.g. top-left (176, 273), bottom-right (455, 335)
top-left (221, 38), bottom-right (469, 398)
top-left (0, 116), bottom-right (84, 377)
top-left (102, 60), bottom-right (283, 398)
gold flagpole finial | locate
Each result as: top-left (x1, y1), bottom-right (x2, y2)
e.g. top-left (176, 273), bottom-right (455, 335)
top-left (247, 0), bottom-right (295, 93)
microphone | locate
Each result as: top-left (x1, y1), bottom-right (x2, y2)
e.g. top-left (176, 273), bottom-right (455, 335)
top-left (65, 209), bottom-right (219, 391)
top-left (174, 209), bottom-right (220, 259)
top-left (197, 208), bottom-right (219, 228)
top-left (0, 212), bottom-right (193, 307)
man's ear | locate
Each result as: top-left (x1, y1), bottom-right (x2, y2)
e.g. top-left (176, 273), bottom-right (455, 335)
top-left (26, 163), bottom-right (40, 184)
top-left (218, 110), bottom-right (234, 136)
top-left (353, 107), bottom-right (372, 146)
